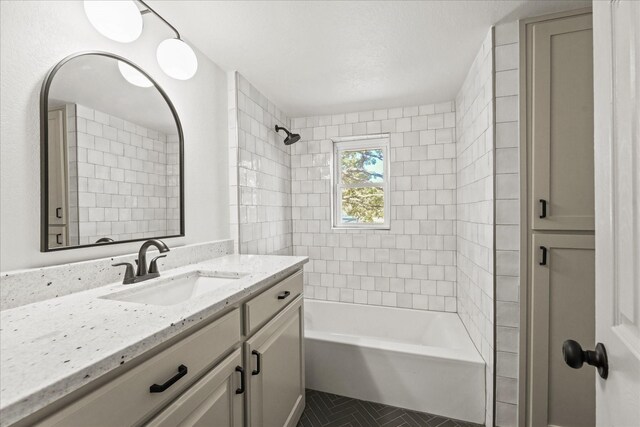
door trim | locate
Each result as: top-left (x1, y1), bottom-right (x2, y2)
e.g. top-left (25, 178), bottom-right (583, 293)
top-left (518, 7), bottom-right (593, 427)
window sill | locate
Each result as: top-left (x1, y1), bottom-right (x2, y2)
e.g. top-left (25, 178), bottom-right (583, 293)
top-left (331, 224), bottom-right (391, 231)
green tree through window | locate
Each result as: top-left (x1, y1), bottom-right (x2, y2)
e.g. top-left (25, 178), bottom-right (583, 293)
top-left (339, 149), bottom-right (385, 223)
top-left (341, 187), bottom-right (384, 223)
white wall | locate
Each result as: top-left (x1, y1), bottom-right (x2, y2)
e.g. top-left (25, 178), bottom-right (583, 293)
top-left (455, 29), bottom-right (495, 427)
top-left (290, 103), bottom-right (457, 311)
top-left (0, 1), bottom-right (229, 271)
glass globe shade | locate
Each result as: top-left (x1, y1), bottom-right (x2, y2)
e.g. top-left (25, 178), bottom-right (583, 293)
top-left (84, 0), bottom-right (143, 43)
top-left (157, 38), bottom-right (198, 80)
top-left (117, 61), bottom-right (153, 88)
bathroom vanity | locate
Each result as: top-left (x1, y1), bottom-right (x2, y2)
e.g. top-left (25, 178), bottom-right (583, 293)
top-left (0, 44), bottom-right (310, 427)
top-left (0, 251), bottom-right (307, 427)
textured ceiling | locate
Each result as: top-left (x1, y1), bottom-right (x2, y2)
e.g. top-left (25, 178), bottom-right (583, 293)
top-left (149, 0), bottom-right (590, 116)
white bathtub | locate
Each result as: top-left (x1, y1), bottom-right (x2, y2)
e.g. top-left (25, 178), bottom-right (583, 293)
top-left (304, 299), bottom-right (485, 424)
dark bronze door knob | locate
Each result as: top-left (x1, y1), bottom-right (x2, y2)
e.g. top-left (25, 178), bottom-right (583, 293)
top-left (562, 339), bottom-right (609, 379)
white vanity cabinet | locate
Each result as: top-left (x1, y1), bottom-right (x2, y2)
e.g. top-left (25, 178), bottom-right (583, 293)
top-left (34, 309), bottom-right (242, 427)
top-left (23, 269), bottom-right (304, 427)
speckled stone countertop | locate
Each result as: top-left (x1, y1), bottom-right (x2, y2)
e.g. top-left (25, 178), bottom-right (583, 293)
top-left (0, 254), bottom-right (307, 427)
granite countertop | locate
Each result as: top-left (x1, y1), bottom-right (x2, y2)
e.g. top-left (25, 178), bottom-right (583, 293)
top-left (0, 254), bottom-right (307, 426)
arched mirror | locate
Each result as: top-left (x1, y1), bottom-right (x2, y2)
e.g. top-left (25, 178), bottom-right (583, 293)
top-left (40, 52), bottom-right (184, 251)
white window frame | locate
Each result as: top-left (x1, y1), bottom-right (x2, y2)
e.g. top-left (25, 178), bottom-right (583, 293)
top-left (331, 134), bottom-right (391, 230)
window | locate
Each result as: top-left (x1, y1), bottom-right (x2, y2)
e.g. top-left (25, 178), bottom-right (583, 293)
top-left (332, 135), bottom-right (390, 229)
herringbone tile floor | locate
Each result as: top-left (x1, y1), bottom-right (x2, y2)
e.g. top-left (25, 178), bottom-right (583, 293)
top-left (297, 389), bottom-right (483, 427)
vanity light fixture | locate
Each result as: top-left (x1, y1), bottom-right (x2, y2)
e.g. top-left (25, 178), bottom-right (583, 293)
top-left (137, 0), bottom-right (198, 80)
top-left (156, 38), bottom-right (198, 81)
top-left (84, 0), bottom-right (143, 43)
top-left (84, 0), bottom-right (198, 80)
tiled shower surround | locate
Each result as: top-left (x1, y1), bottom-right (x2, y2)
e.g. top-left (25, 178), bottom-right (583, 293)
top-left (455, 29), bottom-right (495, 427)
top-left (231, 26), bottom-right (521, 421)
top-left (290, 104), bottom-right (457, 311)
top-left (71, 104), bottom-right (180, 245)
top-left (493, 21), bottom-right (521, 427)
top-left (228, 72), bottom-right (293, 255)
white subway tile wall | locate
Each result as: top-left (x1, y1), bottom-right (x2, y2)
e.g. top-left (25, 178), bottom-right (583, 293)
top-left (72, 104), bottom-right (180, 245)
top-left (494, 20), bottom-right (520, 427)
top-left (228, 72), bottom-right (293, 255)
top-left (455, 29), bottom-right (495, 427)
top-left (290, 101), bottom-right (457, 312)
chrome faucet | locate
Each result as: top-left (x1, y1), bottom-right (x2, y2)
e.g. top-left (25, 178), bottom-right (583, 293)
top-left (113, 239), bottom-right (170, 285)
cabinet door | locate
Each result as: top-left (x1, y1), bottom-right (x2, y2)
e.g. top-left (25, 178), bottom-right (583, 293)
top-left (146, 349), bottom-right (244, 427)
top-left (246, 297), bottom-right (304, 427)
top-left (529, 234), bottom-right (595, 427)
top-left (48, 225), bottom-right (67, 248)
top-left (47, 108), bottom-right (68, 227)
top-left (530, 13), bottom-right (594, 231)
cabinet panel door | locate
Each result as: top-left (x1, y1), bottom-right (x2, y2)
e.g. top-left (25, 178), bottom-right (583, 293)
top-left (48, 225), bottom-right (67, 248)
top-left (146, 349), bottom-right (244, 427)
top-left (529, 234), bottom-right (595, 427)
top-left (47, 108), bottom-right (68, 227)
top-left (246, 297), bottom-right (304, 427)
top-left (530, 13), bottom-right (594, 231)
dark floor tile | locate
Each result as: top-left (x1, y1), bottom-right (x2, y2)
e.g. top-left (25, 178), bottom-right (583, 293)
top-left (432, 419), bottom-right (458, 427)
top-left (297, 389), bottom-right (483, 427)
top-left (400, 413), bottom-right (428, 427)
top-left (379, 413), bottom-right (411, 427)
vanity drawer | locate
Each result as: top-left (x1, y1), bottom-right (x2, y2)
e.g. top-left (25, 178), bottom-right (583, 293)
top-left (37, 309), bottom-right (241, 427)
top-left (244, 270), bottom-right (302, 335)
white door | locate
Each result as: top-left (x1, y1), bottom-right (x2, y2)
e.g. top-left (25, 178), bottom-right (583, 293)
top-left (593, 1), bottom-right (640, 425)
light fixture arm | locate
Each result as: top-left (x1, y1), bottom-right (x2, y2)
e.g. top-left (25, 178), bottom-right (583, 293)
top-left (137, 0), bottom-right (181, 39)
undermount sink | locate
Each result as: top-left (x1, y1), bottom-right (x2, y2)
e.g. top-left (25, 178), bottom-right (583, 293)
top-left (101, 271), bottom-right (249, 306)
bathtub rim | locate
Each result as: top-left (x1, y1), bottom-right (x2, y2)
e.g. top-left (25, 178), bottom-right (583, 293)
top-left (305, 331), bottom-right (484, 366)
top-left (303, 299), bottom-right (485, 366)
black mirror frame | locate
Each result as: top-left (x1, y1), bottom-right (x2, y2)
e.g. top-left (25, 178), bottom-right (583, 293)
top-left (40, 51), bottom-right (185, 252)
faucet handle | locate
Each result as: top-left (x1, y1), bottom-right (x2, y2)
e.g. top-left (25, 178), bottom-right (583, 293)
top-left (113, 262), bottom-right (135, 284)
top-left (149, 255), bottom-right (167, 274)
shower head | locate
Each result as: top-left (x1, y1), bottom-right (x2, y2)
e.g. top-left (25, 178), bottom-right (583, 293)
top-left (274, 125), bottom-right (301, 145)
